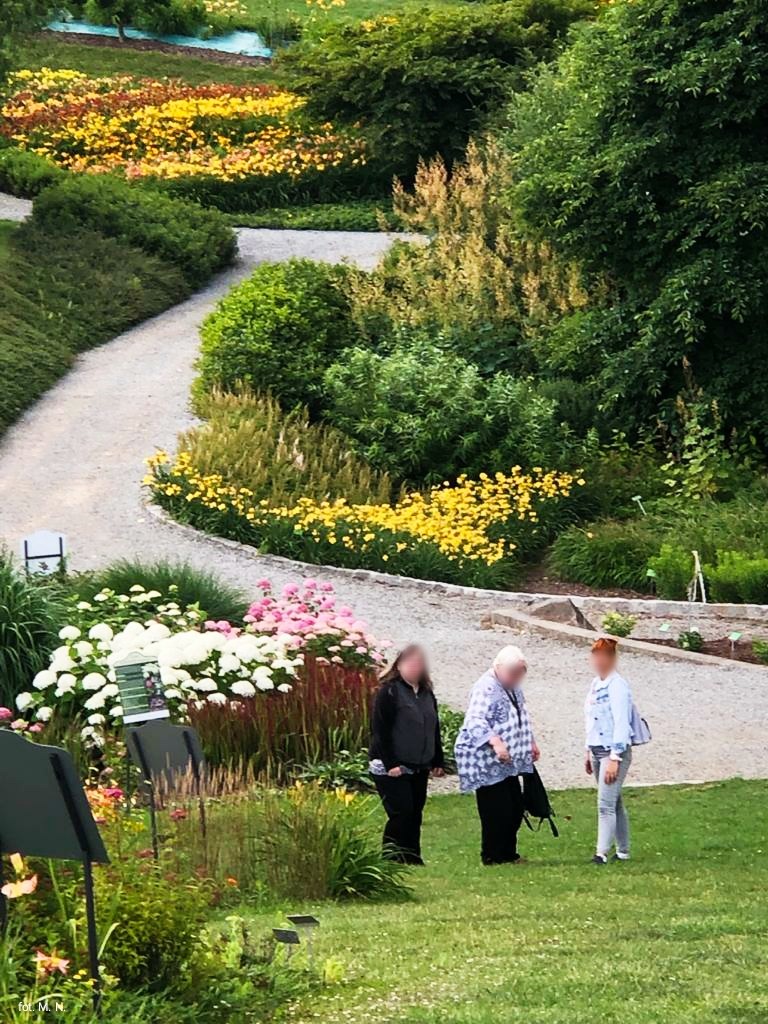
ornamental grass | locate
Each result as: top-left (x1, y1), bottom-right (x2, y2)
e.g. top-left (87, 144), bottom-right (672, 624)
top-left (1, 68), bottom-right (366, 182)
top-left (188, 656), bottom-right (378, 779)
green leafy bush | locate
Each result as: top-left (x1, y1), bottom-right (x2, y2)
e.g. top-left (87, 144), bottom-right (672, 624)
top-left (601, 612), bottom-right (636, 639)
top-left (706, 552), bottom-right (768, 605)
top-left (0, 222), bottom-right (188, 435)
top-left (548, 521), bottom-right (659, 592)
top-left (196, 259), bottom-right (354, 414)
top-left (752, 639), bottom-right (768, 665)
top-left (151, 162), bottom-right (381, 213)
top-left (0, 146), bottom-right (64, 197)
top-left (98, 861), bottom-right (210, 992)
top-left (281, 0), bottom-right (591, 176)
top-left (0, 552), bottom-right (61, 708)
top-left (508, 0), bottom-right (768, 447)
top-left (678, 629), bottom-right (703, 652)
top-left (295, 749), bottom-right (374, 791)
top-left (30, 175), bottom-right (236, 287)
top-left (231, 199), bottom-right (391, 232)
top-left (322, 339), bottom-right (576, 486)
top-left (647, 545), bottom-right (694, 601)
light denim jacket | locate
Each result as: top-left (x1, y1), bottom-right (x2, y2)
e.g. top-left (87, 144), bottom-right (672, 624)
top-left (584, 671), bottom-right (632, 758)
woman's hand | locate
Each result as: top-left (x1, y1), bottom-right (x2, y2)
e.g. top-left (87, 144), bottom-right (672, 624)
top-left (532, 741), bottom-right (541, 762)
top-left (584, 754), bottom-right (593, 776)
top-left (387, 766), bottom-right (403, 778)
top-left (490, 736), bottom-right (511, 763)
top-left (431, 767), bottom-right (445, 778)
top-left (603, 759), bottom-right (619, 784)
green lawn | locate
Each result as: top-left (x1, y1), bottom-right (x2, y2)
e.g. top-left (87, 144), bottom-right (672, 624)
top-left (247, 781), bottom-right (768, 1024)
top-left (246, 0), bottom-right (463, 28)
top-left (17, 37), bottom-right (281, 85)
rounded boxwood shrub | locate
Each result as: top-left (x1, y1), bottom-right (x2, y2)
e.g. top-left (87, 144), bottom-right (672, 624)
top-left (30, 175), bottom-right (236, 288)
top-left (0, 147), bottom-right (65, 197)
top-left (196, 259), bottom-right (355, 414)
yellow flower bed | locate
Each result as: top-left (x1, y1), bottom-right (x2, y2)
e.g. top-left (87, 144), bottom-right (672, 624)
top-left (1, 69), bottom-right (365, 182)
top-left (147, 450), bottom-right (581, 569)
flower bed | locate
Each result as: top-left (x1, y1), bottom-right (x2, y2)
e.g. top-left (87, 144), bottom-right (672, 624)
top-left (147, 450), bottom-right (581, 588)
top-left (1, 68), bottom-right (366, 185)
top-left (13, 580), bottom-right (385, 758)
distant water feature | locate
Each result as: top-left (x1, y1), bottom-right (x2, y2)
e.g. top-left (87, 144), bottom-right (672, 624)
top-left (46, 19), bottom-right (272, 59)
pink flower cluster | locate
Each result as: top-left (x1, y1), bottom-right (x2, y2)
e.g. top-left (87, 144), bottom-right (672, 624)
top-left (242, 578), bottom-right (387, 667)
top-left (0, 708), bottom-right (43, 734)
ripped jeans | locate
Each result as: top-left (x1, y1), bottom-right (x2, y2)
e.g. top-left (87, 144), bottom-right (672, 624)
top-left (590, 746), bottom-right (632, 858)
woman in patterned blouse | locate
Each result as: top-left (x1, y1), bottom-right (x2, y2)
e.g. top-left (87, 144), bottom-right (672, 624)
top-left (455, 646), bottom-right (540, 865)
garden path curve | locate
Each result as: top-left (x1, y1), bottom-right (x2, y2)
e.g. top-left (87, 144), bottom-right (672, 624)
top-left (0, 193), bottom-right (765, 789)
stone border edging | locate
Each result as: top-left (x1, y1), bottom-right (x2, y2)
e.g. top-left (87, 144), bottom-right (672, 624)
top-left (144, 500), bottom-right (768, 625)
top-left (490, 608), bottom-right (766, 671)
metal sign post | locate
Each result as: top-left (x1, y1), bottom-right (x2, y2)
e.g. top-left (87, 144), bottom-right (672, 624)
top-left (125, 721), bottom-right (206, 861)
top-left (20, 530), bottom-right (67, 576)
top-left (0, 733), bottom-right (109, 1016)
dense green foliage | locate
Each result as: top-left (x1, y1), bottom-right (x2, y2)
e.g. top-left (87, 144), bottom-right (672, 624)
top-left (323, 340), bottom-right (576, 485)
top-left (0, 553), bottom-right (61, 708)
top-left (0, 147), bottom-right (65, 197)
top-left (509, 0), bottom-right (768, 449)
top-left (196, 259), bottom-right (355, 414)
top-left (77, 558), bottom-right (249, 622)
top-left (0, 0), bottom-right (50, 80)
top-left (230, 199), bottom-right (392, 231)
top-left (31, 175), bottom-right (236, 287)
top-left (552, 484), bottom-right (768, 598)
top-left (282, 0), bottom-right (592, 176)
top-left (0, 220), bottom-right (188, 436)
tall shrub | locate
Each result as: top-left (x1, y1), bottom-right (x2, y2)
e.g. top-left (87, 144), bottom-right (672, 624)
top-left (508, 0), bottom-right (768, 449)
top-left (281, 0), bottom-right (592, 175)
top-left (195, 259), bottom-right (354, 414)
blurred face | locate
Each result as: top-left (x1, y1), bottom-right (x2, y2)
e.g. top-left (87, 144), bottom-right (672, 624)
top-left (494, 662), bottom-right (527, 689)
top-left (591, 649), bottom-right (616, 679)
top-left (398, 648), bottom-right (427, 685)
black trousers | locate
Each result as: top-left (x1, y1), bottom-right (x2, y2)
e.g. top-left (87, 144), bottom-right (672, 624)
top-left (475, 775), bottom-right (525, 865)
top-left (374, 770), bottom-right (430, 864)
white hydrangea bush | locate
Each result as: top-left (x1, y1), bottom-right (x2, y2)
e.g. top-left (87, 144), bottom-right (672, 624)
top-left (17, 588), bottom-right (302, 747)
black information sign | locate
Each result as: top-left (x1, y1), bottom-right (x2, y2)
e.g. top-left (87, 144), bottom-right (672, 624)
top-left (0, 732), bottom-right (109, 1014)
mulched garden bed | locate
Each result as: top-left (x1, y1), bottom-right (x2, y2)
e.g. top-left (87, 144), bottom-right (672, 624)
top-left (519, 566), bottom-right (648, 600)
top-left (38, 30), bottom-right (271, 67)
top-left (644, 636), bottom-right (765, 665)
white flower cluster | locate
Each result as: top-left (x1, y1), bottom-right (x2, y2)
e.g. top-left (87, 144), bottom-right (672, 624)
top-left (17, 615), bottom-right (302, 746)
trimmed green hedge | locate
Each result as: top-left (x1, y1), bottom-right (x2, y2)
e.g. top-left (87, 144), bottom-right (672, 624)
top-left (0, 221), bottom-right (189, 436)
top-left (195, 259), bottom-right (355, 415)
top-left (30, 175), bottom-right (237, 287)
top-left (0, 147), bottom-right (65, 197)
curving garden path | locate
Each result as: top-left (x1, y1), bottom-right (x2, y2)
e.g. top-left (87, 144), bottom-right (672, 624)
top-left (0, 193), bottom-right (766, 789)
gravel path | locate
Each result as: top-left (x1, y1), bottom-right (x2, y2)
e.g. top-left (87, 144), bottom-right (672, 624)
top-left (0, 194), bottom-right (33, 222)
top-left (0, 200), bottom-right (765, 789)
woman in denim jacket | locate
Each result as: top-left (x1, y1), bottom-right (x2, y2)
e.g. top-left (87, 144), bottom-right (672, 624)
top-left (584, 637), bottom-right (633, 865)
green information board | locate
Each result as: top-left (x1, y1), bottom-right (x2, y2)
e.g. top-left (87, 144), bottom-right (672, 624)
top-left (115, 652), bottom-right (169, 725)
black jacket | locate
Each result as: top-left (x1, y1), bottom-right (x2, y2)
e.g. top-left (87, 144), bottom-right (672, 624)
top-left (369, 677), bottom-right (445, 772)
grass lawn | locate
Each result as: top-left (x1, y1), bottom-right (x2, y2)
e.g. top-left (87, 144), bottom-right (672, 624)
top-left (17, 37), bottom-right (281, 85)
top-left (246, 780), bottom-right (768, 1024)
top-left (246, 0), bottom-right (464, 28)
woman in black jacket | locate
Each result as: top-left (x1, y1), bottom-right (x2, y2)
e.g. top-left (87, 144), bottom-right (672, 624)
top-left (369, 645), bottom-right (445, 865)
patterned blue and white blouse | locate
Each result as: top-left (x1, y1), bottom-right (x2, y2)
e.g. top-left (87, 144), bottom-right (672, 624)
top-left (454, 669), bottom-right (535, 794)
